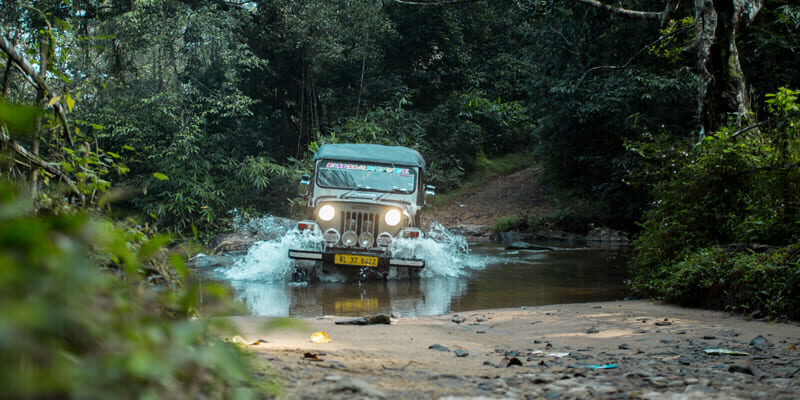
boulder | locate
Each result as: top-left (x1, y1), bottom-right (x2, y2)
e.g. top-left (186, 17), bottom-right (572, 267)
top-left (208, 216), bottom-right (295, 254)
top-left (586, 227), bottom-right (629, 243)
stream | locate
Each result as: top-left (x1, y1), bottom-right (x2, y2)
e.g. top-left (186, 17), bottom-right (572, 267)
top-left (192, 218), bottom-right (629, 317)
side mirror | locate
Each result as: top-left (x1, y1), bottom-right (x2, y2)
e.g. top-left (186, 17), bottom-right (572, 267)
top-left (298, 174), bottom-right (311, 198)
top-left (424, 185), bottom-right (436, 207)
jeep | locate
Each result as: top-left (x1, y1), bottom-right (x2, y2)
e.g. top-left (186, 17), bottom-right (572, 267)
top-left (288, 143), bottom-right (435, 273)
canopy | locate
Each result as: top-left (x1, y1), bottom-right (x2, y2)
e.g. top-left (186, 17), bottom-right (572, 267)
top-left (313, 143), bottom-right (426, 172)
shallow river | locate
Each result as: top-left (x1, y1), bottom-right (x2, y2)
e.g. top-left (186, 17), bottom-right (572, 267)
top-left (194, 222), bottom-right (628, 317)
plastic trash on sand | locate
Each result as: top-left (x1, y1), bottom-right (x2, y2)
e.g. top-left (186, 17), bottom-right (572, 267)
top-left (703, 348), bottom-right (749, 356)
top-left (311, 331), bottom-right (332, 344)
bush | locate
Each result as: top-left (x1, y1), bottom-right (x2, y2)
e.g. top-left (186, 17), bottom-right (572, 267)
top-left (629, 245), bottom-right (800, 320)
top-left (0, 183), bottom-right (273, 399)
top-left (629, 88), bottom-right (800, 319)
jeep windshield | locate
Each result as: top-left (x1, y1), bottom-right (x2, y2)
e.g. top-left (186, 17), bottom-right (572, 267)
top-left (317, 161), bottom-right (416, 193)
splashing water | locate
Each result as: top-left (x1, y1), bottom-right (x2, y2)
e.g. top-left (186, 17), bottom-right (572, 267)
top-left (219, 217), bottom-right (487, 282)
top-left (391, 222), bottom-right (487, 278)
top-left (220, 228), bottom-right (323, 282)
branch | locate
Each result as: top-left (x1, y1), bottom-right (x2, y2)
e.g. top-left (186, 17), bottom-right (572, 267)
top-left (0, 128), bottom-right (84, 202)
top-left (578, 25), bottom-right (692, 82)
top-left (0, 34), bottom-right (73, 146)
top-left (392, 0), bottom-right (479, 5)
top-left (569, 0), bottom-right (662, 21)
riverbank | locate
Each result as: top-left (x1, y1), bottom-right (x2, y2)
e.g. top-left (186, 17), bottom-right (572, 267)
top-left (226, 300), bottom-right (800, 399)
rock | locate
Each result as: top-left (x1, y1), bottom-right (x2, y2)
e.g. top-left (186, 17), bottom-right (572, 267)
top-left (497, 357), bottom-right (523, 368)
top-left (207, 217), bottom-right (294, 254)
top-left (335, 314), bottom-right (391, 325)
top-left (448, 224), bottom-right (485, 237)
top-left (429, 344), bottom-right (451, 352)
top-left (587, 326), bottom-right (600, 334)
top-left (454, 349), bottom-right (469, 357)
top-left (330, 377), bottom-right (386, 399)
top-left (533, 230), bottom-right (583, 242)
top-left (505, 242), bottom-right (554, 251)
top-left (586, 227), bottom-right (629, 243)
top-left (750, 335), bottom-right (770, 348)
top-left (452, 315), bottom-right (466, 324)
top-left (618, 344), bottom-right (630, 350)
top-left (490, 231), bottom-right (531, 243)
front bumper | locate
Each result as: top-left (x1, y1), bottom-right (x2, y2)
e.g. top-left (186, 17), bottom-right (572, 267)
top-left (288, 248), bottom-right (425, 269)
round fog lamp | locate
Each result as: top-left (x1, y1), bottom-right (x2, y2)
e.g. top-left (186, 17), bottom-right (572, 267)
top-left (318, 205), bottom-right (335, 221)
top-left (384, 209), bottom-right (402, 226)
top-left (358, 232), bottom-right (374, 248)
top-left (341, 231), bottom-right (358, 247)
top-left (377, 232), bottom-right (392, 248)
top-left (323, 228), bottom-right (340, 247)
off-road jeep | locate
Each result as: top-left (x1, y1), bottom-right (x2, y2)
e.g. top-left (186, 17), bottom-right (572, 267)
top-left (288, 143), bottom-right (435, 273)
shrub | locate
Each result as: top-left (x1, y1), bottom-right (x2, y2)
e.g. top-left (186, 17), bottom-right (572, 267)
top-left (0, 183), bottom-right (273, 399)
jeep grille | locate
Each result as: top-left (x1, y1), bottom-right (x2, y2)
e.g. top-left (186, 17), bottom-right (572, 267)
top-left (340, 211), bottom-right (379, 241)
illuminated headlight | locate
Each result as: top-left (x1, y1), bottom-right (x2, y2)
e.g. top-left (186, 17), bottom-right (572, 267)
top-left (358, 232), bottom-right (374, 248)
top-left (384, 209), bottom-right (402, 226)
top-left (377, 232), bottom-right (392, 248)
top-left (341, 231), bottom-right (358, 247)
top-left (318, 204), bottom-right (335, 221)
top-left (323, 228), bottom-right (340, 247)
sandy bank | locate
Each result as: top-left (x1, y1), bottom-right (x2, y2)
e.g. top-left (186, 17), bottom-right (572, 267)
top-left (227, 300), bottom-right (800, 399)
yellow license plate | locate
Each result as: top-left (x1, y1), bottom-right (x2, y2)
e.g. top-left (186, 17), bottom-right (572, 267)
top-left (334, 254), bottom-right (378, 267)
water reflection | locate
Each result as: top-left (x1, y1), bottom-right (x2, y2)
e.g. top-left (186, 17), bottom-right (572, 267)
top-left (227, 276), bottom-right (469, 317)
top-left (201, 241), bottom-right (627, 317)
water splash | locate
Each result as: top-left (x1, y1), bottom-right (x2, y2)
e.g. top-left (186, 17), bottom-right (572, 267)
top-left (391, 222), bottom-right (487, 278)
top-left (219, 217), bottom-right (486, 282)
top-left (220, 228), bottom-right (323, 282)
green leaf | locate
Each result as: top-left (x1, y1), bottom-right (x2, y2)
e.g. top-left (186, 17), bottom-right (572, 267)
top-left (153, 172), bottom-right (169, 181)
top-left (65, 94), bottom-right (76, 112)
top-left (0, 102), bottom-right (42, 136)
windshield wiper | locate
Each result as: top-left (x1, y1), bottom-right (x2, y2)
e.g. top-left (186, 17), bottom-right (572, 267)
top-left (391, 187), bottom-right (410, 194)
top-left (354, 185), bottom-right (375, 191)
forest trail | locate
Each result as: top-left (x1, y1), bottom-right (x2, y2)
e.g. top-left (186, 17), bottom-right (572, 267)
top-left (422, 167), bottom-right (557, 236)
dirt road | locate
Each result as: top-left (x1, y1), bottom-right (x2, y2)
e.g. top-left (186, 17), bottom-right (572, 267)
top-left (228, 300), bottom-right (800, 399)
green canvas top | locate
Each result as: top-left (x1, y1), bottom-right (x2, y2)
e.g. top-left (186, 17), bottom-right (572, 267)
top-left (313, 143), bottom-right (426, 172)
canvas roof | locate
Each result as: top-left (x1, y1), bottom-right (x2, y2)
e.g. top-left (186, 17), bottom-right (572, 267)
top-left (313, 143), bottom-right (426, 172)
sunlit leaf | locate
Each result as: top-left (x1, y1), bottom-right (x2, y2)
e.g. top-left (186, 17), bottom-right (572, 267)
top-left (47, 96), bottom-right (62, 107)
top-left (65, 94), bottom-right (76, 112)
top-left (153, 172), bottom-right (169, 181)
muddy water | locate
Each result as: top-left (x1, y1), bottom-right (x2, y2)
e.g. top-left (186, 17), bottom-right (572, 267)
top-left (196, 237), bottom-right (628, 317)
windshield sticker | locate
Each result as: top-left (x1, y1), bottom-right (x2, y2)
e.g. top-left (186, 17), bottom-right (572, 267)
top-left (325, 162), bottom-right (412, 175)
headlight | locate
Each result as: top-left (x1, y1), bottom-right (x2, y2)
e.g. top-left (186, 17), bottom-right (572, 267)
top-left (384, 209), bottom-right (402, 226)
top-left (318, 205), bottom-right (335, 221)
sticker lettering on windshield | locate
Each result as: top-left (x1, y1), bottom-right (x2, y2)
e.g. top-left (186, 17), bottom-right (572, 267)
top-left (325, 162), bottom-right (411, 175)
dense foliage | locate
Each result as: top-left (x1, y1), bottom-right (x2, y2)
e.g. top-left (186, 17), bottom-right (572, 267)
top-left (0, 183), bottom-right (273, 398)
top-left (629, 88), bottom-right (800, 319)
top-left (1, 7), bottom-right (800, 400)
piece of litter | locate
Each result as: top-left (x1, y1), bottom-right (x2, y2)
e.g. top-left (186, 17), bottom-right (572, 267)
top-left (229, 336), bottom-right (268, 346)
top-left (530, 350), bottom-right (571, 357)
top-left (703, 348), bottom-right (749, 356)
top-left (311, 331), bottom-right (332, 344)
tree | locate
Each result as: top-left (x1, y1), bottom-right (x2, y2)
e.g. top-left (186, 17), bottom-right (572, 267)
top-left (395, 0), bottom-right (766, 136)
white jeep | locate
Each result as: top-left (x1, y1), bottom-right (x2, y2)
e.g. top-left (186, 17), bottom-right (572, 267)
top-left (288, 143), bottom-right (434, 274)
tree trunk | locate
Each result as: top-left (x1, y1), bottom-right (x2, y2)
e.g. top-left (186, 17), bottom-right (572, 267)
top-left (31, 33), bottom-right (48, 195)
top-left (694, 0), bottom-right (764, 136)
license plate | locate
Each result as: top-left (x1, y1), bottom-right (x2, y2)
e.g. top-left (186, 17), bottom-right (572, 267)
top-left (334, 254), bottom-right (378, 267)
